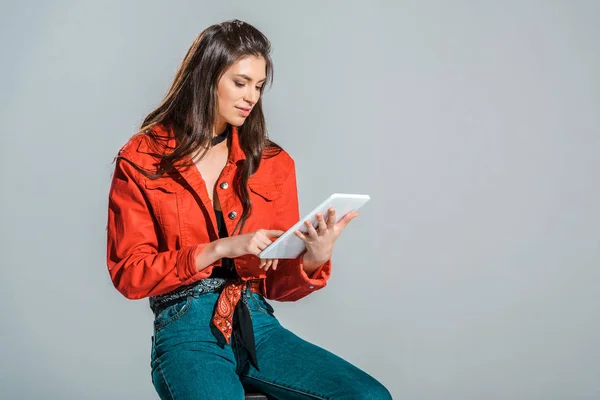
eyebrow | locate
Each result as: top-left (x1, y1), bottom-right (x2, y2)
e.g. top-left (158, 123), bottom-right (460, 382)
top-left (234, 74), bottom-right (266, 83)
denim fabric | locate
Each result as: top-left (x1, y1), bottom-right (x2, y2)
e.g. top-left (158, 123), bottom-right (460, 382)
top-left (150, 289), bottom-right (392, 400)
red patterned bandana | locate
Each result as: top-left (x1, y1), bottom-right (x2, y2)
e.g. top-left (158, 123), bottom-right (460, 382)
top-left (212, 281), bottom-right (245, 344)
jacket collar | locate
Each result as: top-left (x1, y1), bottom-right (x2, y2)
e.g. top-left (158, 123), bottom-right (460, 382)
top-left (136, 123), bottom-right (246, 164)
top-left (227, 125), bottom-right (246, 164)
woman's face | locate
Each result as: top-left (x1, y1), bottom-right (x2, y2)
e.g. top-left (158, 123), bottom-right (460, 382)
top-left (215, 55), bottom-right (267, 132)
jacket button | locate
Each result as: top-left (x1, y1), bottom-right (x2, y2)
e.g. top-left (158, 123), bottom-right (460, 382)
top-left (228, 211), bottom-right (237, 220)
top-left (220, 182), bottom-right (229, 189)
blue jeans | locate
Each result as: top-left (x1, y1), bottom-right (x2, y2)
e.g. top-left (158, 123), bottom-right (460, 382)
top-left (150, 289), bottom-right (392, 399)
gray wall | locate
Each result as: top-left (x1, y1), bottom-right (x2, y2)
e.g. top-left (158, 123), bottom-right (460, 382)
top-left (1, 1), bottom-right (599, 399)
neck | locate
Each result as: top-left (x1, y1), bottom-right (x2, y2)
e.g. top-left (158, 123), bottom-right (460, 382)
top-left (213, 118), bottom-right (228, 137)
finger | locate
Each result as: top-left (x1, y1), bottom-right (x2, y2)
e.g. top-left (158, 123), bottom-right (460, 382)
top-left (259, 236), bottom-right (273, 249)
top-left (253, 233), bottom-right (272, 252)
top-left (272, 259), bottom-right (279, 271)
top-left (252, 242), bottom-right (267, 259)
top-left (264, 259), bottom-right (273, 272)
top-left (258, 258), bottom-right (269, 269)
top-left (336, 211), bottom-right (359, 230)
top-left (326, 208), bottom-right (336, 228)
top-left (265, 230), bottom-right (285, 238)
top-left (294, 230), bottom-right (307, 241)
top-left (316, 213), bottom-right (327, 234)
top-left (304, 220), bottom-right (319, 239)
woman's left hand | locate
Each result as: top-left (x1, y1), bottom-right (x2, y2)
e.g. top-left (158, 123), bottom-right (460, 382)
top-left (295, 208), bottom-right (359, 265)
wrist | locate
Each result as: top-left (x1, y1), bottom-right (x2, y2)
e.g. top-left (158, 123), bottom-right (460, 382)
top-left (301, 251), bottom-right (329, 274)
top-left (211, 238), bottom-right (226, 259)
top-left (195, 240), bottom-right (225, 272)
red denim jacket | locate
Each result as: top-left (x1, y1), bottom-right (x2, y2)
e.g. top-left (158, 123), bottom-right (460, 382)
top-left (106, 124), bottom-right (331, 302)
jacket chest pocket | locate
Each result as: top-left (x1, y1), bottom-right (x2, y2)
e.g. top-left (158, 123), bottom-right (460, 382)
top-left (248, 180), bottom-right (284, 206)
top-left (144, 178), bottom-right (186, 242)
top-left (249, 181), bottom-right (282, 201)
top-left (246, 179), bottom-right (283, 229)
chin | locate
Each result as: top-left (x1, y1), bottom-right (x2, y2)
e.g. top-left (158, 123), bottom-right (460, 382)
top-left (229, 116), bottom-right (246, 127)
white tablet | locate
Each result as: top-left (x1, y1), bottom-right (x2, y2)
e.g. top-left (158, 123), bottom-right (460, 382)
top-left (258, 193), bottom-right (371, 259)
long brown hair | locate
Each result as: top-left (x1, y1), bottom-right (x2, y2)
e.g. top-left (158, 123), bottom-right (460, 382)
top-left (126, 19), bottom-right (282, 235)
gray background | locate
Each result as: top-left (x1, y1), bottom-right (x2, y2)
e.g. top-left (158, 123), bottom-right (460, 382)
top-left (1, 1), bottom-right (599, 399)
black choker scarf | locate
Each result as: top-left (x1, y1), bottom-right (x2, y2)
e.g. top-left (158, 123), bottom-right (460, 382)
top-left (211, 125), bottom-right (231, 146)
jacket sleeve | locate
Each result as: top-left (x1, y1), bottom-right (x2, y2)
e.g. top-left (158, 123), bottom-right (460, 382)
top-left (106, 154), bottom-right (217, 299)
top-left (262, 159), bottom-right (332, 301)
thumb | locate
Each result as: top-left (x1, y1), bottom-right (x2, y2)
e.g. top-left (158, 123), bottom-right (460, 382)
top-left (337, 211), bottom-right (359, 229)
top-left (265, 230), bottom-right (285, 238)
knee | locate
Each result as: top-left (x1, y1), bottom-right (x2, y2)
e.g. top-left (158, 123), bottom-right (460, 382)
top-left (344, 376), bottom-right (393, 400)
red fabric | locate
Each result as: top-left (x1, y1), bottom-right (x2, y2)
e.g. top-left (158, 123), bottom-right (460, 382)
top-left (213, 281), bottom-right (243, 343)
top-left (106, 124), bottom-right (331, 337)
top-left (212, 280), bottom-right (261, 344)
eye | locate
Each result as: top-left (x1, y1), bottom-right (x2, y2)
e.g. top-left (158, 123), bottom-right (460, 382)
top-left (234, 81), bottom-right (244, 87)
top-left (256, 86), bottom-right (263, 91)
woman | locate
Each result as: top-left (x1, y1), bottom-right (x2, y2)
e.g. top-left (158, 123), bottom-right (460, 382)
top-left (107, 19), bottom-right (392, 399)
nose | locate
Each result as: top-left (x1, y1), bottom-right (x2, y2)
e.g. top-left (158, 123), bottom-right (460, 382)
top-left (243, 86), bottom-right (259, 106)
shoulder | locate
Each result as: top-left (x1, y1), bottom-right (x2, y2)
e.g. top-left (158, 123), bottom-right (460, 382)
top-left (116, 127), bottom-right (172, 170)
top-left (264, 145), bottom-right (295, 170)
top-left (251, 145), bottom-right (296, 183)
top-left (116, 132), bottom-right (145, 158)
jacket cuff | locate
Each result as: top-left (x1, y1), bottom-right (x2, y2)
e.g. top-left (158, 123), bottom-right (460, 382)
top-left (295, 258), bottom-right (332, 291)
top-left (176, 244), bottom-right (214, 284)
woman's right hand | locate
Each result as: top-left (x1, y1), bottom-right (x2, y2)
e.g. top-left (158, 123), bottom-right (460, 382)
top-left (215, 229), bottom-right (284, 269)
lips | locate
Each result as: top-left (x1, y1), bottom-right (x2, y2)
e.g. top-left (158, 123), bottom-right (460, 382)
top-left (236, 106), bottom-right (251, 116)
